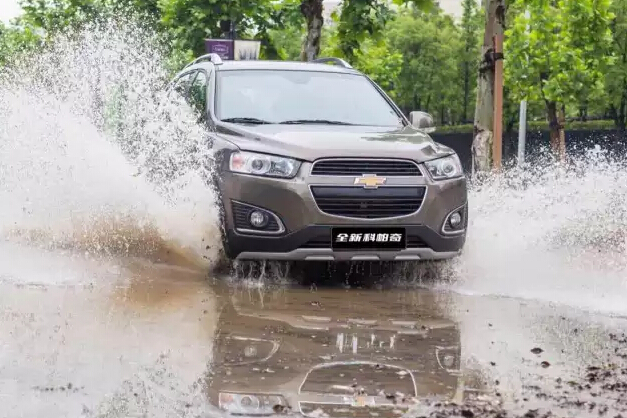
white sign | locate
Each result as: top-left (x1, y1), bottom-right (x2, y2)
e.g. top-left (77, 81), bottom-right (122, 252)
top-left (335, 233), bottom-right (402, 243)
top-left (234, 40), bottom-right (261, 60)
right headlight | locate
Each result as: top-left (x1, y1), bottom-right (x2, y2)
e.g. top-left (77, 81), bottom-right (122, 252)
top-left (219, 392), bottom-right (289, 415)
top-left (424, 154), bottom-right (463, 180)
top-left (229, 150), bottom-right (301, 179)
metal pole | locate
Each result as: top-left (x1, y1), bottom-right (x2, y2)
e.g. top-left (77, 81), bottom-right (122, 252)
top-left (492, 32), bottom-right (504, 171)
top-left (517, 100), bottom-right (527, 164)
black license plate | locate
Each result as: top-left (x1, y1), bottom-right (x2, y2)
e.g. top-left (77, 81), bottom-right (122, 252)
top-left (332, 227), bottom-right (406, 250)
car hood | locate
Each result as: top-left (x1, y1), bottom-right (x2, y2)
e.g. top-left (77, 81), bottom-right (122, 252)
top-left (215, 123), bottom-right (454, 162)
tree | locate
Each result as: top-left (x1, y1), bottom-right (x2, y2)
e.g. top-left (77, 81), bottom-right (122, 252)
top-left (17, 0), bottom-right (161, 36)
top-left (458, 0), bottom-right (482, 123)
top-left (606, 0), bottom-right (627, 129)
top-left (334, 0), bottom-right (433, 64)
top-left (158, 0), bottom-right (281, 58)
top-left (320, 23), bottom-right (403, 97)
top-left (267, 0), bottom-right (304, 60)
top-left (299, 0), bottom-right (324, 60)
top-left (504, 0), bottom-right (614, 159)
top-left (472, 0), bottom-right (504, 174)
top-left (0, 21), bottom-right (42, 68)
top-left (386, 6), bottom-right (463, 123)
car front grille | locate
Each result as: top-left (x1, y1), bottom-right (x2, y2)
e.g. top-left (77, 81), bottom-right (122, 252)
top-left (299, 403), bottom-right (407, 418)
top-left (310, 186), bottom-right (426, 219)
top-left (300, 363), bottom-right (416, 396)
top-left (311, 159), bottom-right (422, 177)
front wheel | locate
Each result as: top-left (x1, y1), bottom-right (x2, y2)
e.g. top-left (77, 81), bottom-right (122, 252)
top-left (207, 178), bottom-right (236, 274)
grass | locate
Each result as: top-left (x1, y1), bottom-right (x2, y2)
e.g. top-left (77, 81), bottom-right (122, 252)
top-left (434, 119), bottom-right (619, 134)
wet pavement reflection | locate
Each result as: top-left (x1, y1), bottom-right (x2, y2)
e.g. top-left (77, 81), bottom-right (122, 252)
top-left (2, 252), bottom-right (627, 418)
top-left (208, 285), bottom-right (467, 417)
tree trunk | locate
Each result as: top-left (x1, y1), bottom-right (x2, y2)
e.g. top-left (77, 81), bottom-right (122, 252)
top-left (472, 0), bottom-right (505, 175)
top-left (546, 100), bottom-right (565, 161)
top-left (620, 79), bottom-right (627, 130)
top-left (463, 61), bottom-right (469, 123)
top-left (300, 0), bottom-right (324, 61)
top-left (558, 105), bottom-right (566, 161)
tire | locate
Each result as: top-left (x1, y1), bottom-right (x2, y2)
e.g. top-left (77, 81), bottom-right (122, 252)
top-left (208, 175), bottom-right (235, 274)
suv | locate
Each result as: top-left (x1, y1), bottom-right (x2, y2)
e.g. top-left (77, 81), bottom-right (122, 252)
top-left (167, 54), bottom-right (468, 263)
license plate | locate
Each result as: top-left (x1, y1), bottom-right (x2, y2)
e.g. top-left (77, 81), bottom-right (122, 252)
top-left (343, 395), bottom-right (376, 407)
top-left (332, 227), bottom-right (406, 250)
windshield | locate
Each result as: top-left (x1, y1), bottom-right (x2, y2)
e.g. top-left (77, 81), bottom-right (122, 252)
top-left (215, 70), bottom-right (403, 127)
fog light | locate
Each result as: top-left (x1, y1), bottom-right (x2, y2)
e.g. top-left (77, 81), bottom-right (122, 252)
top-left (244, 345), bottom-right (257, 358)
top-left (449, 212), bottom-right (462, 228)
top-left (249, 210), bottom-right (268, 228)
top-left (240, 396), bottom-right (255, 407)
top-left (443, 354), bottom-right (455, 368)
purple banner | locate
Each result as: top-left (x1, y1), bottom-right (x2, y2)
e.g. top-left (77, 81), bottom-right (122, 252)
top-left (205, 39), bottom-right (234, 60)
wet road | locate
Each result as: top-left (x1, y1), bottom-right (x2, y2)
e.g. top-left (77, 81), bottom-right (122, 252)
top-left (2, 246), bottom-right (627, 418)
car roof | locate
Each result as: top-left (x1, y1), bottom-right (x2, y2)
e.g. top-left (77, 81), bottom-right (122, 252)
top-left (183, 59), bottom-right (362, 75)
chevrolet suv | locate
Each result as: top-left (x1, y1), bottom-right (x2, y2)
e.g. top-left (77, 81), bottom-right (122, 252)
top-left (166, 54), bottom-right (468, 263)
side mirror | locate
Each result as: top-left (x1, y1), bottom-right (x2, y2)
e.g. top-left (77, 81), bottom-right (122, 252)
top-left (409, 111), bottom-right (436, 133)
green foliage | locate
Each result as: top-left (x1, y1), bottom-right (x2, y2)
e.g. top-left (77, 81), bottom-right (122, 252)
top-left (0, 22), bottom-right (42, 67)
top-left (336, 0), bottom-right (433, 63)
top-left (17, 0), bottom-right (160, 36)
top-left (436, 119), bottom-right (619, 134)
top-left (267, 10), bottom-right (304, 61)
top-left (5, 0), bottom-right (625, 130)
top-left (504, 0), bottom-right (615, 108)
top-left (353, 39), bottom-right (403, 98)
top-left (604, 0), bottom-right (627, 127)
top-left (317, 21), bottom-right (401, 97)
top-left (158, 0), bottom-right (275, 57)
top-left (386, 6), bottom-right (463, 123)
top-left (458, 0), bottom-right (482, 122)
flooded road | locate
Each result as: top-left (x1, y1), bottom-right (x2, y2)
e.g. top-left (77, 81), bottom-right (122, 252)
top-left (3, 243), bottom-right (627, 418)
top-left (3, 16), bottom-right (627, 418)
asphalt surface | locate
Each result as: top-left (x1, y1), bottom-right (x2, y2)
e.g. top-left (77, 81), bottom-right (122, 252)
top-left (1, 244), bottom-right (627, 418)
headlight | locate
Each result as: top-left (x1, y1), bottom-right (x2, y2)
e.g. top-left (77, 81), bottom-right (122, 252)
top-left (219, 392), bottom-right (289, 415)
top-left (229, 151), bottom-right (301, 178)
top-left (424, 154), bottom-right (463, 180)
top-left (221, 336), bottom-right (280, 366)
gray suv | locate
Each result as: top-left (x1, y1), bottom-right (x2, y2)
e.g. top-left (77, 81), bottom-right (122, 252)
top-left (167, 54), bottom-right (468, 263)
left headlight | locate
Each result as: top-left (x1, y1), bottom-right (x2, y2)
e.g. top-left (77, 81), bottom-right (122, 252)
top-left (229, 151), bottom-right (301, 179)
top-left (424, 154), bottom-right (463, 180)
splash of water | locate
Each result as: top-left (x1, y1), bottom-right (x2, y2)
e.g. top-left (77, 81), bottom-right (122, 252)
top-left (0, 13), bottom-right (220, 269)
top-left (444, 147), bottom-right (627, 315)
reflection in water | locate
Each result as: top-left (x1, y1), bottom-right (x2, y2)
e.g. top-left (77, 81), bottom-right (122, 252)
top-left (4, 246), bottom-right (627, 418)
top-left (206, 285), bottom-right (469, 418)
top-left (0, 252), bottom-right (219, 418)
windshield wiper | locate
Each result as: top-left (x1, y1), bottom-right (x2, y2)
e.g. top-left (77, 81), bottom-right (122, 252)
top-left (221, 117), bottom-right (273, 124)
top-left (279, 119), bottom-right (355, 125)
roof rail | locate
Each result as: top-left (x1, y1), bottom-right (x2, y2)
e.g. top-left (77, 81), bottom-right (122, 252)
top-left (184, 53), bottom-right (224, 69)
top-left (312, 57), bottom-right (353, 69)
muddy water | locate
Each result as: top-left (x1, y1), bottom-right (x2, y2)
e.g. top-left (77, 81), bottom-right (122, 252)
top-left (0, 248), bottom-right (218, 418)
top-left (2, 247), bottom-right (627, 418)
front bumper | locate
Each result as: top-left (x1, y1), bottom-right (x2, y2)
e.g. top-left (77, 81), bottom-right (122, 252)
top-left (225, 225), bottom-right (464, 261)
top-left (218, 161), bottom-right (467, 261)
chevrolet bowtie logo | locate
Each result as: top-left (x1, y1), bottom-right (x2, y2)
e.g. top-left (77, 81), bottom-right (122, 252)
top-left (354, 174), bottom-right (387, 189)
